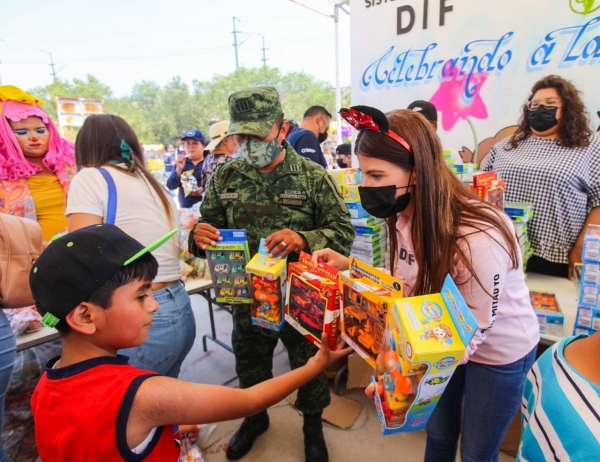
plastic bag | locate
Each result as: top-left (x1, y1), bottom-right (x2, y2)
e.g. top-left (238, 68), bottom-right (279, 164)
top-left (181, 170), bottom-right (198, 197)
top-left (178, 435), bottom-right (204, 462)
top-left (178, 209), bottom-right (206, 280)
top-left (4, 307), bottom-right (42, 336)
top-left (2, 339), bottom-right (62, 461)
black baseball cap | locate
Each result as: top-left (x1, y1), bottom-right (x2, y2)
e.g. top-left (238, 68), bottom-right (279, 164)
top-left (30, 224), bottom-right (177, 328)
top-left (181, 129), bottom-right (206, 143)
top-left (407, 100), bottom-right (438, 123)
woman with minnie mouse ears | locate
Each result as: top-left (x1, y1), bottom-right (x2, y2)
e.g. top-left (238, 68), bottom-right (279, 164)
top-left (313, 106), bottom-right (540, 462)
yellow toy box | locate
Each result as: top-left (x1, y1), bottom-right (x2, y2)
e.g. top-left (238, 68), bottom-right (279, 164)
top-left (338, 258), bottom-right (404, 368)
top-left (372, 275), bottom-right (478, 434)
top-left (246, 239), bottom-right (287, 331)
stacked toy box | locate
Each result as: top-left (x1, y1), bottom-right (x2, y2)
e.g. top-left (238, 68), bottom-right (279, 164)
top-left (529, 290), bottom-right (564, 336)
top-left (574, 225), bottom-right (600, 334)
top-left (351, 218), bottom-right (388, 268)
top-left (328, 169), bottom-right (389, 268)
top-left (504, 201), bottom-right (534, 270)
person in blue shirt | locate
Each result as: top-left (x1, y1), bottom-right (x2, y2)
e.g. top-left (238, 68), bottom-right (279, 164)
top-left (518, 330), bottom-right (600, 461)
top-left (287, 106), bottom-right (331, 169)
top-left (166, 129), bottom-right (206, 208)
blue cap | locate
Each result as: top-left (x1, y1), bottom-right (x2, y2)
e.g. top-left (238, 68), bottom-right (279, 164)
top-left (181, 129), bottom-right (206, 143)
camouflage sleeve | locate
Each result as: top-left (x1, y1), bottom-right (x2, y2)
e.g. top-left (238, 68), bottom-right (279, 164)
top-left (298, 173), bottom-right (355, 256)
top-left (188, 165), bottom-right (228, 258)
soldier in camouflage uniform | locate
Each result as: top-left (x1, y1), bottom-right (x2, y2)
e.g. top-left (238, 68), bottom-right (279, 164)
top-left (190, 86), bottom-right (355, 462)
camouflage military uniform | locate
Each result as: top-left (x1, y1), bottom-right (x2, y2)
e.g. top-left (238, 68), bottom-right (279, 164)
top-left (189, 145), bottom-right (355, 414)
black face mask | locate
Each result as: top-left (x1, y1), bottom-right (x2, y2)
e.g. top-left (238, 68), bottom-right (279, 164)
top-left (317, 131), bottom-right (328, 143)
top-left (337, 158), bottom-right (346, 168)
top-left (359, 184), bottom-right (414, 218)
top-left (528, 105), bottom-right (559, 132)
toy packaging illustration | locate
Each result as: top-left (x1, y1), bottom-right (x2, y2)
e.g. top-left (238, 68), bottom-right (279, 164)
top-left (205, 229), bottom-right (252, 304)
top-left (372, 275), bottom-right (478, 435)
top-left (285, 252), bottom-right (341, 350)
top-left (246, 239), bottom-right (287, 331)
top-left (338, 258), bottom-right (404, 367)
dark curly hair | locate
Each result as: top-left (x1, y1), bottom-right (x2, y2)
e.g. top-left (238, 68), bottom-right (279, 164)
top-left (508, 75), bottom-right (593, 149)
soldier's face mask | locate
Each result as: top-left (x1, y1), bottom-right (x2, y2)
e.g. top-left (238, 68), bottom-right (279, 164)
top-left (240, 124), bottom-right (284, 168)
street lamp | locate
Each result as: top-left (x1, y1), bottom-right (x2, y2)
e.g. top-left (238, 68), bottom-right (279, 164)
top-left (288, 0), bottom-right (349, 145)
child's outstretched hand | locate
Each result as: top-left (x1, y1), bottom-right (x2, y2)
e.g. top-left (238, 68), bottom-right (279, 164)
top-left (179, 424), bottom-right (201, 443)
top-left (311, 249), bottom-right (350, 271)
top-left (308, 333), bottom-right (352, 371)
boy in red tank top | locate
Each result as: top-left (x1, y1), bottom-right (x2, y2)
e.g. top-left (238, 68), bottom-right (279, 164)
top-left (29, 224), bottom-right (349, 462)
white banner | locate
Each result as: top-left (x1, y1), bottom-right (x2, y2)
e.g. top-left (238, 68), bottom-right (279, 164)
top-left (350, 0), bottom-right (600, 164)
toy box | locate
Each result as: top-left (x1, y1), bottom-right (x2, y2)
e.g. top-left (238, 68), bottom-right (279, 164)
top-left (476, 178), bottom-right (505, 209)
top-left (285, 252), bottom-right (341, 350)
top-left (573, 325), bottom-right (598, 336)
top-left (338, 258), bottom-right (404, 367)
top-left (529, 290), bottom-right (564, 336)
top-left (581, 261), bottom-right (600, 285)
top-left (347, 202), bottom-right (370, 219)
top-left (575, 306), bottom-right (600, 331)
top-left (372, 275), bottom-right (478, 434)
top-left (342, 185), bottom-right (360, 203)
top-left (504, 201), bottom-right (534, 222)
top-left (205, 229), bottom-right (252, 304)
top-left (472, 170), bottom-right (498, 186)
top-left (578, 283), bottom-right (600, 309)
top-left (246, 239), bottom-right (287, 331)
top-left (351, 217), bottom-right (384, 228)
top-left (582, 224), bottom-right (600, 263)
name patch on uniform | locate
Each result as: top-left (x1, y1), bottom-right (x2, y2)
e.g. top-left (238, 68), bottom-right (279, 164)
top-left (282, 199), bottom-right (304, 206)
top-left (289, 164), bottom-right (301, 172)
top-left (220, 192), bottom-right (239, 200)
top-left (280, 190), bottom-right (307, 200)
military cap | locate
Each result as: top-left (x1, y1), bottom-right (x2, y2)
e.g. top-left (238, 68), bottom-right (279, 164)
top-left (227, 86), bottom-right (283, 138)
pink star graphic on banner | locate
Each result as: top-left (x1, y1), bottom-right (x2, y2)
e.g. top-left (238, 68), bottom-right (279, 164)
top-left (430, 70), bottom-right (489, 131)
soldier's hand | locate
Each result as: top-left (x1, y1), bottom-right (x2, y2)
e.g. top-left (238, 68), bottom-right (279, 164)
top-left (265, 229), bottom-right (307, 258)
top-left (311, 249), bottom-right (350, 271)
top-left (193, 223), bottom-right (221, 250)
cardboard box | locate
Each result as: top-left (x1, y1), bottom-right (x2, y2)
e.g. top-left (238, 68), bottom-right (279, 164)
top-left (504, 201), bottom-right (534, 222)
top-left (476, 178), bottom-right (505, 209)
top-left (581, 262), bottom-right (600, 285)
top-left (205, 229), bottom-right (252, 304)
top-left (338, 258), bottom-right (404, 367)
top-left (285, 252), bottom-right (341, 350)
top-left (246, 239), bottom-right (287, 331)
top-left (529, 290), bottom-right (564, 336)
top-left (351, 217), bottom-right (384, 228)
top-left (346, 353), bottom-right (374, 389)
top-left (472, 170), bottom-right (498, 186)
top-left (573, 325), bottom-right (598, 336)
top-left (372, 275), bottom-right (478, 434)
top-left (582, 224), bottom-right (600, 263)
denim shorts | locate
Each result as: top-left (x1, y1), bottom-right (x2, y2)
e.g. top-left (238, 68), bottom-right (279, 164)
top-left (120, 281), bottom-right (196, 378)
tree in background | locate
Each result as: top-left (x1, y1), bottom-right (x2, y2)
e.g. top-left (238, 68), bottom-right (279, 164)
top-left (29, 67), bottom-right (350, 144)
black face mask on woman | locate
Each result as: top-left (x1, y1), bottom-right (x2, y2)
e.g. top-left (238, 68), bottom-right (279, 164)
top-left (359, 182), bottom-right (415, 218)
top-left (528, 105), bottom-right (559, 132)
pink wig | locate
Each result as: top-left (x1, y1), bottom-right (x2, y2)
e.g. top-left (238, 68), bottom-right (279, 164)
top-left (0, 100), bottom-right (74, 180)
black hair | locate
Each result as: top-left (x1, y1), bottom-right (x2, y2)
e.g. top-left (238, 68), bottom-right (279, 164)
top-left (303, 106), bottom-right (332, 119)
top-left (42, 253), bottom-right (158, 335)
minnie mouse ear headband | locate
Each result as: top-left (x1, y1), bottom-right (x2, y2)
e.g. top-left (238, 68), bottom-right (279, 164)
top-left (338, 105), bottom-right (413, 156)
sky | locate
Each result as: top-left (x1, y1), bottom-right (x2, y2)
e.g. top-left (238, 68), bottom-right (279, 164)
top-left (0, 0), bottom-right (351, 97)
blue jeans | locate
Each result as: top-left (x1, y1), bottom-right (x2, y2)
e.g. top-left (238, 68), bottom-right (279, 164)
top-left (425, 347), bottom-right (537, 462)
top-left (0, 312), bottom-right (16, 462)
top-left (120, 281), bottom-right (196, 378)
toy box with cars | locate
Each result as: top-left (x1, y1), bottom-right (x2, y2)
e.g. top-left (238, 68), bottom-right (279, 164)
top-left (205, 229), bottom-right (252, 304)
top-left (285, 252), bottom-right (341, 350)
